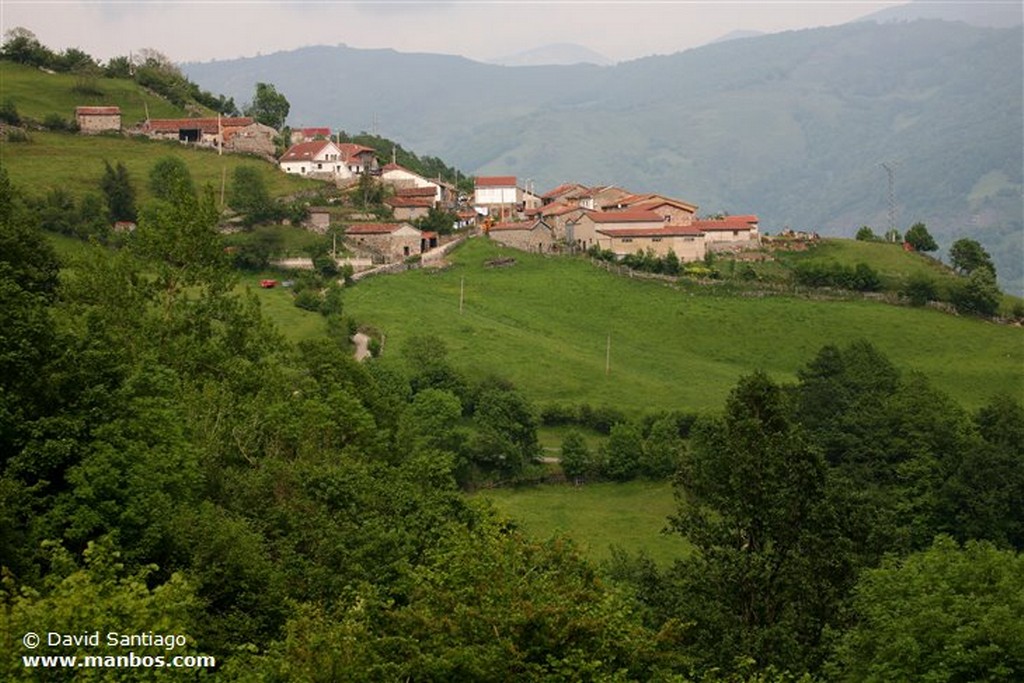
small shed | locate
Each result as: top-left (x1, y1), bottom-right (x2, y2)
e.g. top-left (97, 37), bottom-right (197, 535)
top-left (75, 106), bottom-right (121, 134)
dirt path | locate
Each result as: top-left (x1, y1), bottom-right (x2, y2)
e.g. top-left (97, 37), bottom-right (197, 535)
top-left (352, 332), bottom-right (371, 361)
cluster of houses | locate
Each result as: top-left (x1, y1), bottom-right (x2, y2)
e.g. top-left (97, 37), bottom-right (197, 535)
top-left (74, 109), bottom-right (759, 266)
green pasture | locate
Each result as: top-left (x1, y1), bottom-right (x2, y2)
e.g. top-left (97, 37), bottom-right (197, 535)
top-left (779, 238), bottom-right (960, 290)
top-left (0, 61), bottom-right (186, 126)
top-left (1, 131), bottom-right (314, 203)
top-left (345, 238), bottom-right (1023, 414)
top-left (476, 480), bottom-right (687, 568)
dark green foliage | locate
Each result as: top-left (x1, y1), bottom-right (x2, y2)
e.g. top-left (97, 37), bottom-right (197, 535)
top-left (830, 536), bottom-right (1024, 682)
top-left (0, 99), bottom-right (20, 125)
top-left (854, 225), bottom-right (876, 241)
top-left (470, 382), bottom-right (541, 478)
top-left (228, 166), bottom-right (280, 227)
top-left (670, 371), bottom-right (852, 674)
top-left (559, 429), bottom-right (592, 480)
top-left (640, 415), bottom-right (683, 478)
top-left (901, 272), bottom-right (937, 306)
top-left (904, 222), bottom-right (938, 252)
top-left (229, 226), bottom-right (282, 270)
top-left (148, 155), bottom-right (195, 201)
top-left (100, 160), bottom-right (136, 224)
top-left (949, 237), bottom-right (996, 276)
top-left (949, 267), bottom-right (1001, 316)
top-left (602, 421), bottom-right (643, 481)
top-left (792, 260), bottom-right (882, 291)
top-left (415, 205), bottom-right (458, 235)
top-left (245, 82), bottom-right (289, 130)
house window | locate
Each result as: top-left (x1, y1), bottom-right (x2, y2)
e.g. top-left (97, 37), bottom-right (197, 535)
top-left (317, 163), bottom-right (323, 170)
top-left (652, 238), bottom-right (662, 242)
top-left (622, 238), bottom-right (633, 243)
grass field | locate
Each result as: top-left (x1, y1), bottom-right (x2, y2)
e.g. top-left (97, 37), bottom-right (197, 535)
top-left (2, 130), bottom-right (314, 204)
top-left (0, 61), bottom-right (185, 126)
top-left (344, 238), bottom-right (1023, 415)
top-left (475, 480), bottom-right (687, 567)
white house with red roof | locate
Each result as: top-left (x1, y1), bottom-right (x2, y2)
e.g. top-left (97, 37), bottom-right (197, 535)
top-left (279, 140), bottom-right (353, 179)
top-left (474, 176), bottom-right (519, 215)
top-left (337, 143), bottom-right (379, 175)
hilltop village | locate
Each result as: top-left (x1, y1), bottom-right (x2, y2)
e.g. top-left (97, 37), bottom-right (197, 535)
top-left (75, 108), bottom-right (764, 269)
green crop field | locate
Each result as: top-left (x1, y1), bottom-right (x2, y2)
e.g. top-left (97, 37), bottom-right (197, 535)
top-left (475, 480), bottom-right (688, 567)
top-left (345, 238), bottom-right (1023, 414)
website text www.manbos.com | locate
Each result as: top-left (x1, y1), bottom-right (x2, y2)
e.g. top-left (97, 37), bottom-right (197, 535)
top-left (23, 651), bottom-right (215, 670)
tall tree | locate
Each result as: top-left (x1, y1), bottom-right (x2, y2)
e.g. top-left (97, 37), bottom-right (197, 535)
top-left (100, 160), bottom-right (136, 223)
top-left (228, 166), bottom-right (276, 227)
top-left (670, 371), bottom-right (851, 674)
top-left (949, 237), bottom-right (995, 276)
top-left (245, 82), bottom-right (289, 130)
top-left (904, 222), bottom-right (937, 252)
top-left (148, 156), bottom-right (195, 201)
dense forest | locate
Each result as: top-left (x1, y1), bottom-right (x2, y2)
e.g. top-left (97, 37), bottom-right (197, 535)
top-left (1, 153), bottom-right (1023, 681)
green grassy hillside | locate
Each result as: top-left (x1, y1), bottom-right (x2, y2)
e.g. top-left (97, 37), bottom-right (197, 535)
top-left (1, 131), bottom-right (313, 203)
top-left (345, 238), bottom-right (1023, 414)
top-left (0, 61), bottom-right (185, 126)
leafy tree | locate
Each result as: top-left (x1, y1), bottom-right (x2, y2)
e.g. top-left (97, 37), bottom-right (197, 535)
top-left (396, 388), bottom-right (465, 460)
top-left (228, 166), bottom-right (278, 227)
top-left (0, 538), bottom-right (203, 682)
top-left (950, 267), bottom-right (1001, 317)
top-left (901, 272), bottom-right (937, 306)
top-left (640, 415), bottom-right (682, 478)
top-left (100, 160), bottom-right (136, 224)
top-left (949, 237), bottom-right (995, 276)
top-left (559, 429), bottom-right (591, 481)
top-left (602, 421), bottom-right (643, 481)
top-left (904, 222), bottom-right (937, 252)
top-left (1, 27), bottom-right (54, 67)
top-left (230, 226), bottom-right (282, 270)
top-left (829, 536), bottom-right (1024, 682)
top-left (415, 205), bottom-right (458, 235)
top-left (148, 156), bottom-right (195, 201)
top-left (103, 55), bottom-right (132, 79)
top-left (855, 225), bottom-right (875, 241)
top-left (245, 82), bottom-right (290, 130)
top-left (670, 371), bottom-right (851, 674)
top-left (470, 383), bottom-right (540, 478)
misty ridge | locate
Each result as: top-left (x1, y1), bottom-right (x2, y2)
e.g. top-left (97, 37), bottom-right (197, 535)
top-left (184, 17), bottom-right (1023, 294)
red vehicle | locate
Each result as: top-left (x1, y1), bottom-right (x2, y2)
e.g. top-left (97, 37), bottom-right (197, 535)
top-left (260, 279), bottom-right (278, 288)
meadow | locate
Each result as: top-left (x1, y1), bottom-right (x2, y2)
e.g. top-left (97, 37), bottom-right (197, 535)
top-left (475, 480), bottom-right (687, 567)
top-left (344, 237), bottom-right (1023, 415)
top-left (2, 130), bottom-right (313, 204)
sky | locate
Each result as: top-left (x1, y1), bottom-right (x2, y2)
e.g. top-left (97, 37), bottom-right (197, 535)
top-left (1, 1), bottom-right (914, 65)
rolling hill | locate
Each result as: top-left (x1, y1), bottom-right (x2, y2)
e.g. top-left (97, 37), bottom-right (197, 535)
top-left (183, 19), bottom-right (1023, 294)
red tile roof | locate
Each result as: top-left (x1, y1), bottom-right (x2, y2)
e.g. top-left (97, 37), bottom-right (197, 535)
top-left (691, 215), bottom-right (759, 231)
top-left (300, 127), bottom-right (331, 137)
top-left (396, 186), bottom-right (437, 198)
top-left (345, 222), bottom-right (411, 235)
top-left (475, 176), bottom-right (517, 187)
top-left (597, 225), bottom-right (704, 238)
top-left (385, 196), bottom-right (433, 208)
top-left (336, 143), bottom-right (377, 162)
top-left (586, 210), bottom-right (665, 224)
top-left (280, 140), bottom-right (335, 162)
top-left (76, 106), bottom-right (120, 116)
top-left (489, 219), bottom-right (549, 232)
top-left (143, 117), bottom-right (254, 134)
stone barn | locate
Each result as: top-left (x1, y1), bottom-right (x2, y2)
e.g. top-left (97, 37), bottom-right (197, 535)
top-left (345, 222), bottom-right (424, 263)
top-left (75, 106), bottom-right (121, 134)
top-left (488, 219), bottom-right (556, 253)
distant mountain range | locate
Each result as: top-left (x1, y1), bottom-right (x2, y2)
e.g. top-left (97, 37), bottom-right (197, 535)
top-left (487, 43), bottom-right (613, 67)
top-left (184, 18), bottom-right (1023, 294)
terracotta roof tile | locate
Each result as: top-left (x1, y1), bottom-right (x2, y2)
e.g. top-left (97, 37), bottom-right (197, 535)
top-left (475, 176), bottom-right (517, 187)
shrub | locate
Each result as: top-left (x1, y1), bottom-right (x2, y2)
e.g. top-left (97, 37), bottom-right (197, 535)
top-left (293, 289), bottom-right (323, 312)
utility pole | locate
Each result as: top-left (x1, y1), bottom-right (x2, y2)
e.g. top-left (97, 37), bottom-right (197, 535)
top-left (605, 333), bottom-right (611, 376)
top-left (460, 276), bottom-right (465, 314)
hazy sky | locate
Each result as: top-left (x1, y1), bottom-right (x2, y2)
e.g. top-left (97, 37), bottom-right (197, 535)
top-left (2, 1), bottom-right (915, 65)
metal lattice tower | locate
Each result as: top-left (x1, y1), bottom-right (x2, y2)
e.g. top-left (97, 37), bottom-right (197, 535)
top-left (881, 162), bottom-right (898, 239)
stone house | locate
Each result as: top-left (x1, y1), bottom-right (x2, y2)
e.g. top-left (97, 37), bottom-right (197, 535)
top-left (386, 195), bottom-right (433, 222)
top-left (567, 209), bottom-right (667, 251)
top-left (487, 219), bottom-right (556, 253)
top-left (138, 116), bottom-right (273, 151)
top-left (290, 127), bottom-right (331, 144)
top-left (538, 202), bottom-right (592, 242)
top-left (691, 215), bottom-right (760, 250)
top-left (615, 194), bottom-right (698, 225)
top-left (75, 106), bottom-right (121, 134)
top-left (381, 163), bottom-right (444, 204)
top-left (595, 225), bottom-right (706, 261)
top-left (336, 143), bottom-right (379, 175)
top-left (344, 222), bottom-right (424, 262)
top-left (306, 207), bottom-right (332, 234)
